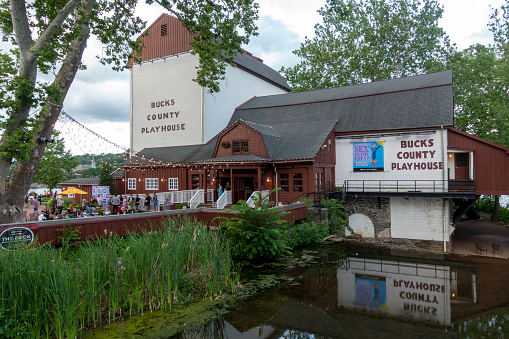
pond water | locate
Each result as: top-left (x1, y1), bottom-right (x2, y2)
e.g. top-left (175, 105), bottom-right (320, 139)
top-left (83, 242), bottom-right (509, 338)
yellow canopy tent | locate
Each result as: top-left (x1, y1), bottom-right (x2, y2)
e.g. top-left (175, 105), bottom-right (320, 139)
top-left (60, 187), bottom-right (88, 195)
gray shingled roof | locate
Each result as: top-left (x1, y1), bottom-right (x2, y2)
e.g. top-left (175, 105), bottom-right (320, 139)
top-left (232, 52), bottom-right (291, 91)
top-left (235, 70), bottom-right (454, 133)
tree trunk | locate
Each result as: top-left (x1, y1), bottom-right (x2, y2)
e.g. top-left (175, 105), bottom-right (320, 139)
top-left (491, 195), bottom-right (500, 222)
top-left (0, 0), bottom-right (94, 224)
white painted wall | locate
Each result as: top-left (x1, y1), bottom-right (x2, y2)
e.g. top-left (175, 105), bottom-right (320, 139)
top-left (335, 129), bottom-right (448, 192)
top-left (391, 197), bottom-right (452, 241)
top-left (130, 53), bottom-right (203, 152)
top-left (337, 257), bottom-right (451, 325)
top-left (347, 213), bottom-right (375, 237)
top-left (130, 52), bottom-right (288, 152)
top-left (205, 64), bottom-right (288, 142)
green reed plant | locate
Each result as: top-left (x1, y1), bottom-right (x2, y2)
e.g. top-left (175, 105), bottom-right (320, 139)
top-left (0, 217), bottom-right (236, 339)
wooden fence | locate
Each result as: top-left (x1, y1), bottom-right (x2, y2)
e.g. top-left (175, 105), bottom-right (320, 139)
top-left (1, 204), bottom-right (308, 245)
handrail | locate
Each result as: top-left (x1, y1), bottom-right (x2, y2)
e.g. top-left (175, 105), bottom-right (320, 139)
top-left (213, 190), bottom-right (231, 209)
top-left (343, 179), bottom-right (475, 194)
top-left (189, 189), bottom-right (205, 209)
top-left (245, 190), bottom-right (270, 208)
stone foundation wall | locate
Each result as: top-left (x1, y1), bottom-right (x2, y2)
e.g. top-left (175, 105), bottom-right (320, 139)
top-left (344, 196), bottom-right (391, 240)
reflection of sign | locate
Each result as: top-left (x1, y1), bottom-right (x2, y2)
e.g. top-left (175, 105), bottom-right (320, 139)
top-left (355, 274), bottom-right (387, 308)
top-left (1, 227), bottom-right (34, 251)
top-left (353, 141), bottom-right (384, 171)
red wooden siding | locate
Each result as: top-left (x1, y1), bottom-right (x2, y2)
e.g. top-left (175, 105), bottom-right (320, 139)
top-left (214, 122), bottom-right (269, 159)
top-left (448, 128), bottom-right (509, 195)
top-left (117, 167), bottom-right (188, 195)
top-left (128, 14), bottom-right (194, 65)
top-left (313, 130), bottom-right (336, 191)
top-left (276, 164), bottom-right (314, 204)
top-left (8, 205), bottom-right (308, 245)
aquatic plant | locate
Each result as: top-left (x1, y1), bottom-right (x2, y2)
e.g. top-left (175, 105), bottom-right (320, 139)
top-left (0, 217), bottom-right (238, 338)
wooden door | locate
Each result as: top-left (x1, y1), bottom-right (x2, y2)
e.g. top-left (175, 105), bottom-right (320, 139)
top-left (455, 153), bottom-right (469, 180)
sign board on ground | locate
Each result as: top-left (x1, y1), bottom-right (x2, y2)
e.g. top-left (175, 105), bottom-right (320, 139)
top-left (0, 226), bottom-right (35, 251)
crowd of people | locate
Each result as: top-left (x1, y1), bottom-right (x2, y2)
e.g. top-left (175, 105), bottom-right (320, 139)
top-left (31, 192), bottom-right (173, 221)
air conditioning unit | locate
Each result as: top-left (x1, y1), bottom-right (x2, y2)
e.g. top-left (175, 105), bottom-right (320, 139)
top-left (222, 142), bottom-right (230, 148)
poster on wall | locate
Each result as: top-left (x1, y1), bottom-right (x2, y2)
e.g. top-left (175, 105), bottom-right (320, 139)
top-left (353, 141), bottom-right (384, 171)
top-left (355, 274), bottom-right (387, 308)
top-left (92, 186), bottom-right (110, 210)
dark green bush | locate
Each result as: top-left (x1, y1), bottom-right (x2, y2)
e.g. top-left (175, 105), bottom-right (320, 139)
top-left (285, 222), bottom-right (329, 249)
top-left (320, 198), bottom-right (350, 234)
top-left (221, 189), bottom-right (289, 260)
top-left (476, 196), bottom-right (509, 223)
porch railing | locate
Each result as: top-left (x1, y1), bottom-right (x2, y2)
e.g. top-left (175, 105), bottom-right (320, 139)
top-left (245, 190), bottom-right (271, 208)
top-left (189, 189), bottom-right (205, 209)
top-left (343, 180), bottom-right (475, 194)
top-left (213, 190), bottom-right (232, 209)
top-left (206, 189), bottom-right (214, 202)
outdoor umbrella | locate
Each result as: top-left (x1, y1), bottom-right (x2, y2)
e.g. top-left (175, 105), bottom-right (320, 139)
top-left (60, 187), bottom-right (88, 195)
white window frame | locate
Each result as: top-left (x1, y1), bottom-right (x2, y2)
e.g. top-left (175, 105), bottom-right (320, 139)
top-left (128, 178), bottom-right (136, 190)
top-left (145, 178), bottom-right (159, 190)
top-left (168, 178), bottom-right (178, 190)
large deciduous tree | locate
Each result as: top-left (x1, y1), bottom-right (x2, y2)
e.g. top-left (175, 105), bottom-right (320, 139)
top-left (0, 0), bottom-right (258, 223)
top-left (280, 0), bottom-right (451, 91)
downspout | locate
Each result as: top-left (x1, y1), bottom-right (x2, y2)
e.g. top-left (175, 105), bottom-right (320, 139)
top-left (273, 162), bottom-right (278, 204)
top-left (129, 68), bottom-right (134, 156)
top-left (441, 126), bottom-right (447, 252)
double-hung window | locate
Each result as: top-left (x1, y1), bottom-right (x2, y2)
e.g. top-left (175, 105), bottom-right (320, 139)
top-left (145, 178), bottom-right (159, 190)
top-left (128, 178), bottom-right (136, 190)
top-left (168, 178), bottom-right (178, 190)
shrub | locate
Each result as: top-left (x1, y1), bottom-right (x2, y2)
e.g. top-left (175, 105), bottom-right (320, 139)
top-left (320, 198), bottom-right (350, 234)
top-left (221, 189), bottom-right (289, 260)
top-left (285, 222), bottom-right (329, 249)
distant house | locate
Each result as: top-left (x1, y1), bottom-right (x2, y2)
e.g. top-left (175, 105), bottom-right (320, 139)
top-left (59, 177), bottom-right (99, 203)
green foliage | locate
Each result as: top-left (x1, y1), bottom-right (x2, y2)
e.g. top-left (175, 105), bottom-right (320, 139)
top-left (448, 44), bottom-right (509, 147)
top-left (477, 196), bottom-right (509, 223)
top-left (33, 131), bottom-right (78, 189)
top-left (0, 308), bottom-right (32, 339)
top-left (99, 161), bottom-right (116, 195)
top-left (0, 218), bottom-right (237, 338)
top-left (284, 222), bottom-right (329, 249)
top-left (281, 0), bottom-right (451, 92)
top-left (299, 197), bottom-right (314, 207)
top-left (221, 189), bottom-right (289, 260)
top-left (320, 198), bottom-right (350, 234)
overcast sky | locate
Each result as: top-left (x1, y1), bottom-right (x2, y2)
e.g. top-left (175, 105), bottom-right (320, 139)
top-left (7, 0), bottom-right (508, 154)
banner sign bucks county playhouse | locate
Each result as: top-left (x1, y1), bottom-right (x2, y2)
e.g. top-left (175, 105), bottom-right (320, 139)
top-left (1, 226), bottom-right (35, 251)
top-left (353, 141), bottom-right (384, 171)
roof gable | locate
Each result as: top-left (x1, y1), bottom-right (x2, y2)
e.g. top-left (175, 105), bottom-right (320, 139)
top-left (129, 14), bottom-right (290, 91)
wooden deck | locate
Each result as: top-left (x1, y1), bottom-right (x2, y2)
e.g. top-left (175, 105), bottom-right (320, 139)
top-left (1, 204), bottom-right (308, 245)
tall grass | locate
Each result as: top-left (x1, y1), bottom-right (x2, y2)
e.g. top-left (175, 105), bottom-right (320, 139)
top-left (0, 217), bottom-right (238, 339)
